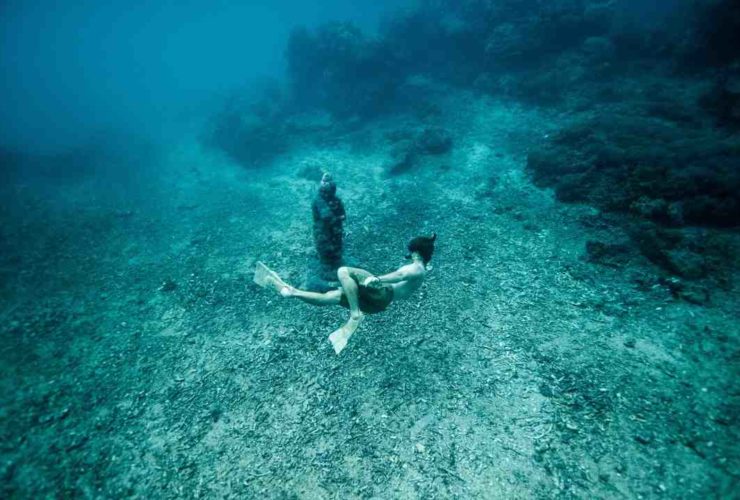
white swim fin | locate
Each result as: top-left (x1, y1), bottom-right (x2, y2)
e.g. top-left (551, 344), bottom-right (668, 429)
top-left (253, 261), bottom-right (288, 294)
top-left (328, 315), bottom-right (363, 355)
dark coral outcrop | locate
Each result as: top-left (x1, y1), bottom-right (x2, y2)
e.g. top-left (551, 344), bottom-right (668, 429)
top-left (286, 22), bottom-right (403, 119)
top-left (527, 111), bottom-right (740, 228)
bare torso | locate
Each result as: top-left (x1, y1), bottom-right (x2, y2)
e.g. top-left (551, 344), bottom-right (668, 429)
top-left (387, 262), bottom-right (426, 300)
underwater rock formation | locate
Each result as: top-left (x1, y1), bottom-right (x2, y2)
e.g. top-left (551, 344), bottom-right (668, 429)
top-left (306, 173), bottom-right (346, 291)
top-left (207, 85), bottom-right (290, 168)
top-left (416, 127), bottom-right (453, 155)
top-left (387, 127), bottom-right (453, 176)
top-left (528, 105), bottom-right (740, 282)
top-left (700, 74), bottom-right (740, 129)
top-left (205, 0), bottom-right (738, 283)
top-left (585, 240), bottom-right (632, 268)
top-left (211, 0), bottom-right (739, 134)
top-left (286, 22), bottom-right (403, 119)
top-left (214, 0), bottom-right (735, 156)
top-left (278, 0), bottom-right (713, 121)
top-left (682, 0), bottom-right (740, 69)
top-left (208, 109), bottom-right (287, 168)
top-left (527, 113), bottom-right (740, 228)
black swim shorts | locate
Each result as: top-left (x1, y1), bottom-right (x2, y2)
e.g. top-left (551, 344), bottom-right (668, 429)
top-left (339, 269), bottom-right (394, 314)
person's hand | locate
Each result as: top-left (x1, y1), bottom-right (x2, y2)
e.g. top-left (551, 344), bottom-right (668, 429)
top-left (362, 276), bottom-right (380, 287)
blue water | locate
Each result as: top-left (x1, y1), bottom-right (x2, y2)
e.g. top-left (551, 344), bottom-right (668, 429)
top-left (1, 1), bottom-right (738, 497)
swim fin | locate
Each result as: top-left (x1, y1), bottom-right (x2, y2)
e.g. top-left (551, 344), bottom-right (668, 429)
top-left (328, 314), bottom-right (363, 355)
top-left (253, 261), bottom-right (288, 294)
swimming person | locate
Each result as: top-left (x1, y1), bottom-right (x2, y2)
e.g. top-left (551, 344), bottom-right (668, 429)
top-left (254, 234), bottom-right (436, 354)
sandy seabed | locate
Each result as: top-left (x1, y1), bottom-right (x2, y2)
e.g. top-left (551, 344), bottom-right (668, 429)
top-left (1, 89), bottom-right (738, 498)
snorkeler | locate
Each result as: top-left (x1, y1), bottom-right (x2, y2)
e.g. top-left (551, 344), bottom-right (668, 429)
top-left (254, 234), bottom-right (436, 354)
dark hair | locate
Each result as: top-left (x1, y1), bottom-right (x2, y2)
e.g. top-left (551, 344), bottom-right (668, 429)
top-left (406, 233), bottom-right (437, 264)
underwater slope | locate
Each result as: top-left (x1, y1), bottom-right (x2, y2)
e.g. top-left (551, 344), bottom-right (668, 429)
top-left (2, 0), bottom-right (739, 497)
top-left (2, 87), bottom-right (738, 498)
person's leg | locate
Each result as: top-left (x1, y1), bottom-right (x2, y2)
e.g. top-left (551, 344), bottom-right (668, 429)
top-left (337, 267), bottom-right (364, 318)
top-left (254, 262), bottom-right (291, 295)
top-left (288, 288), bottom-right (342, 307)
top-left (329, 266), bottom-right (369, 354)
top-left (258, 263), bottom-right (343, 307)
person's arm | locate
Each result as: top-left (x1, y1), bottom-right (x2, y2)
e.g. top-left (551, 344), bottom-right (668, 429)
top-left (366, 264), bottom-right (421, 285)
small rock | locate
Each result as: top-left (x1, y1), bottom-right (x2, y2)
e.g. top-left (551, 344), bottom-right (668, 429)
top-left (680, 285), bottom-right (710, 305)
top-left (415, 127), bottom-right (453, 155)
top-left (539, 384), bottom-right (554, 398)
top-left (585, 240), bottom-right (631, 267)
top-left (159, 279), bottom-right (177, 292)
top-left (209, 406), bottom-right (223, 423)
top-left (296, 162), bottom-right (324, 181)
top-left (665, 248), bottom-right (708, 280)
top-left (660, 276), bottom-right (684, 296)
top-left (387, 147), bottom-right (417, 176)
top-left (634, 434), bottom-right (652, 445)
top-left (624, 338), bottom-right (636, 348)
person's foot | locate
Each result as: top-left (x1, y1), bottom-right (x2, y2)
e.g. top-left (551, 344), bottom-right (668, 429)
top-left (279, 285), bottom-right (295, 297)
top-left (328, 314), bottom-right (363, 355)
top-left (254, 262), bottom-right (290, 296)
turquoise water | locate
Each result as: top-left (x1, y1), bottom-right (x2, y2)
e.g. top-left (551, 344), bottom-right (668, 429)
top-left (1, 1), bottom-right (738, 497)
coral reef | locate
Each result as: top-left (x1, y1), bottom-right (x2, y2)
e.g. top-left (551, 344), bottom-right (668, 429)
top-left (386, 126), bottom-right (453, 176)
top-left (207, 92), bottom-right (290, 168)
top-left (681, 0), bottom-right (740, 69)
top-left (286, 22), bottom-right (403, 119)
top-left (202, 0), bottom-right (740, 289)
top-left (527, 112), bottom-right (740, 228)
top-left (527, 102), bottom-right (740, 281)
top-left (700, 74), bottom-right (740, 129)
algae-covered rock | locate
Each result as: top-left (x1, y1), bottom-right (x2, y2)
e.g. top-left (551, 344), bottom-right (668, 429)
top-left (526, 113), bottom-right (740, 228)
top-left (286, 22), bottom-right (403, 119)
top-left (585, 240), bottom-right (631, 268)
top-left (386, 127), bottom-right (454, 176)
top-left (208, 105), bottom-right (289, 168)
top-left (416, 127), bottom-right (453, 155)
